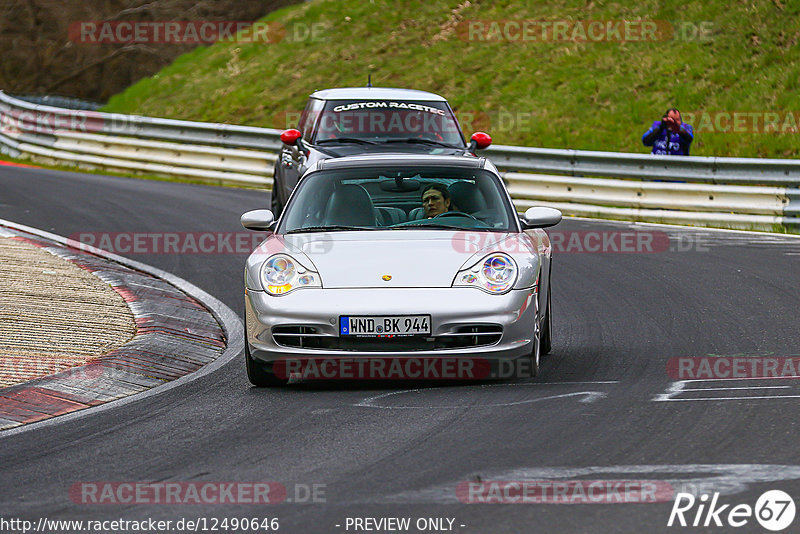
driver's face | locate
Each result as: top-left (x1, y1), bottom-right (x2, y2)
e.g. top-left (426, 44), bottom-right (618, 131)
top-left (422, 189), bottom-right (450, 218)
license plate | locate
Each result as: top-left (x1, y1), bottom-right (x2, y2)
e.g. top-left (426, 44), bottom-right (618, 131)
top-left (340, 315), bottom-right (431, 336)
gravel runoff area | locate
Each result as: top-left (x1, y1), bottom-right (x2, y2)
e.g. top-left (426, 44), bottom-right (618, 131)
top-left (0, 222), bottom-right (228, 431)
top-left (0, 235), bottom-right (136, 388)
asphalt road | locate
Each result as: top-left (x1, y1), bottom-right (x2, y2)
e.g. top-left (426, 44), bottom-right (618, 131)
top-left (2, 165), bottom-right (800, 534)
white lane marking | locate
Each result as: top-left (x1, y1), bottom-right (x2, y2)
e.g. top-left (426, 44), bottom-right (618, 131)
top-left (653, 380), bottom-right (685, 401)
top-left (530, 380), bottom-right (619, 385)
top-left (357, 391), bottom-right (606, 409)
top-left (684, 375), bottom-right (800, 381)
top-left (658, 395), bottom-right (800, 402)
top-left (384, 464), bottom-right (800, 504)
top-left (682, 385), bottom-right (790, 391)
top-left (354, 381), bottom-right (618, 409)
top-left (654, 378), bottom-right (800, 402)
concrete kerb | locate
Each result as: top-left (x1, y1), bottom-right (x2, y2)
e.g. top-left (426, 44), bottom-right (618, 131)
top-left (0, 218), bottom-right (244, 437)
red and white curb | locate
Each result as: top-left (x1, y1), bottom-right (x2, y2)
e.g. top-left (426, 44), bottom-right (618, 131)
top-left (0, 219), bottom-right (243, 433)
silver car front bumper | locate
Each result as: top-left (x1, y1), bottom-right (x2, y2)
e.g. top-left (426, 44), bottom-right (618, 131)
top-left (245, 287), bottom-right (538, 363)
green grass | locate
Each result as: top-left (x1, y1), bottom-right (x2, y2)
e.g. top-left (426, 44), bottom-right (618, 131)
top-left (102, 0), bottom-right (800, 158)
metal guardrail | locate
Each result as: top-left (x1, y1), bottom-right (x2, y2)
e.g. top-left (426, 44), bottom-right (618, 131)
top-left (0, 91), bottom-right (797, 230)
top-left (486, 145), bottom-right (800, 187)
top-left (13, 94), bottom-right (103, 111)
top-left (484, 147), bottom-right (799, 229)
top-left (504, 172), bottom-right (790, 229)
top-left (0, 91), bottom-right (281, 186)
top-left (0, 91), bottom-right (285, 148)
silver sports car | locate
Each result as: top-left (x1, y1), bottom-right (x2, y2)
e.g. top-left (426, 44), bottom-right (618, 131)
top-left (241, 154), bottom-right (561, 386)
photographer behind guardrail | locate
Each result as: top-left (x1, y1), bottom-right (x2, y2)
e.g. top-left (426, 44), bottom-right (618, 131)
top-left (642, 108), bottom-right (694, 155)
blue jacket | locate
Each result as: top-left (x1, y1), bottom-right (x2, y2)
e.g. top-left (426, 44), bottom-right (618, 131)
top-left (642, 121), bottom-right (694, 155)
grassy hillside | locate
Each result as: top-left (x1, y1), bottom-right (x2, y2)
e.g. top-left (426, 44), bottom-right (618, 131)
top-left (103, 0), bottom-right (800, 158)
top-left (0, 0), bottom-right (298, 101)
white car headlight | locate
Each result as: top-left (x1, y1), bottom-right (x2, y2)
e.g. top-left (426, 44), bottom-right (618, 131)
top-left (454, 253), bottom-right (518, 294)
top-left (260, 254), bottom-right (321, 295)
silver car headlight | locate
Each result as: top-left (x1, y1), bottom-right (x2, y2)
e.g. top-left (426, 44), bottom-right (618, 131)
top-left (454, 253), bottom-right (518, 294)
top-left (260, 254), bottom-right (321, 295)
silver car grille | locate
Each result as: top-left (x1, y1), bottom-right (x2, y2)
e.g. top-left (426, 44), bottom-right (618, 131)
top-left (272, 324), bottom-right (503, 351)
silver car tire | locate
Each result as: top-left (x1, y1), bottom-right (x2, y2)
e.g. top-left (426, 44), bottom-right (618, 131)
top-left (540, 287), bottom-right (552, 356)
top-left (245, 342), bottom-right (288, 387)
top-left (527, 317), bottom-right (541, 378)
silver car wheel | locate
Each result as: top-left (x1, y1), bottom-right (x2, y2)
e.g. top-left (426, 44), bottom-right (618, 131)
top-left (541, 287), bottom-right (552, 355)
top-left (529, 318), bottom-right (541, 378)
top-left (245, 341), bottom-right (288, 387)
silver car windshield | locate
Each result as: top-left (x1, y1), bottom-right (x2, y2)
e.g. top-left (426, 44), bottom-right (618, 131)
top-left (279, 166), bottom-right (518, 233)
top-left (310, 100), bottom-right (465, 147)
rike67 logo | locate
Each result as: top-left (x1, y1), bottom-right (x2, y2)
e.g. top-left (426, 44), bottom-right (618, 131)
top-left (668, 490), bottom-right (795, 531)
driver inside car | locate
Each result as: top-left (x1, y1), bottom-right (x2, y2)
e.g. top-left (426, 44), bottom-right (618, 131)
top-left (421, 184), bottom-right (452, 218)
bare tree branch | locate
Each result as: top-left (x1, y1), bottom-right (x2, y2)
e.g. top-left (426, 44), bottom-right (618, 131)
top-left (106, 2), bottom-right (158, 21)
top-left (43, 44), bottom-right (159, 93)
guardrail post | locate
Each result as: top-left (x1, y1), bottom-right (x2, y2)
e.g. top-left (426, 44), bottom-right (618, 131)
top-left (785, 188), bottom-right (800, 221)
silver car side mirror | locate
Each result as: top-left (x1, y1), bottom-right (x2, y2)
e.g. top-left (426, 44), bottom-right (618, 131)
top-left (241, 209), bottom-right (276, 231)
top-left (522, 207), bottom-right (562, 229)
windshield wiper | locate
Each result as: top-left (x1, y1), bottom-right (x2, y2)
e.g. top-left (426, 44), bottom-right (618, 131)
top-left (379, 138), bottom-right (459, 148)
top-left (286, 225), bottom-right (378, 234)
top-left (391, 223), bottom-right (493, 231)
top-left (316, 137), bottom-right (378, 145)
top-left (391, 223), bottom-right (460, 230)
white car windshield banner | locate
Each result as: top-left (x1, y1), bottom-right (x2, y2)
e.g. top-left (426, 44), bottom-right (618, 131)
top-left (332, 102), bottom-right (446, 115)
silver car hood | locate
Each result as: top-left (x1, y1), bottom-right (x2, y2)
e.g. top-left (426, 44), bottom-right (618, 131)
top-left (284, 230), bottom-right (524, 289)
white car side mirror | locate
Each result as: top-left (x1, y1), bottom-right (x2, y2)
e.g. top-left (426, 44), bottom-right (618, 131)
top-left (522, 207), bottom-right (562, 229)
top-left (241, 209), bottom-right (276, 231)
